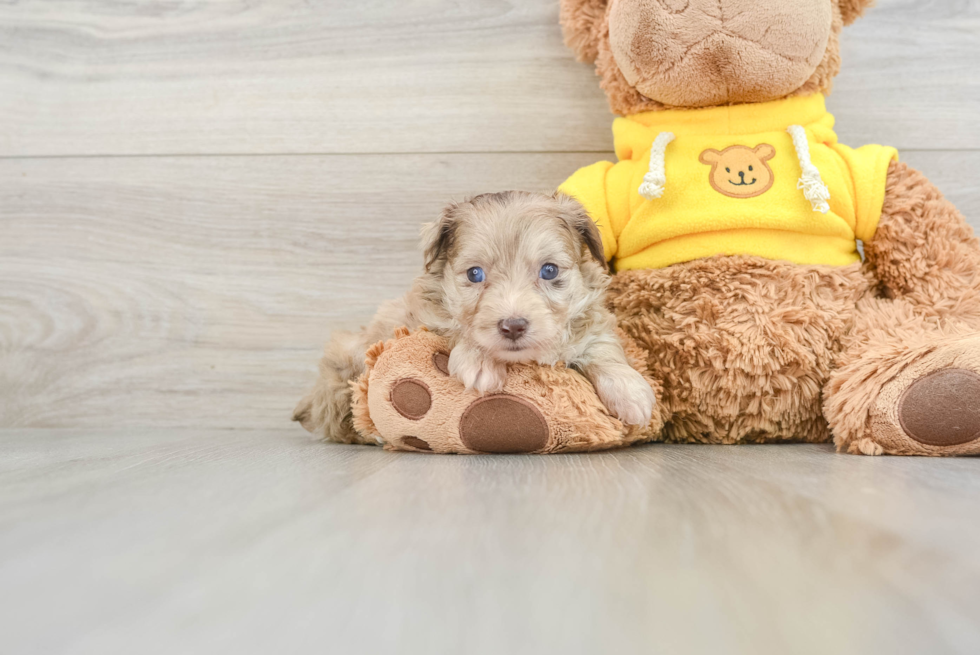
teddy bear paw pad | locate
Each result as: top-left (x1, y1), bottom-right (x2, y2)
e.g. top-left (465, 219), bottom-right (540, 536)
top-left (459, 395), bottom-right (549, 454)
top-left (899, 368), bottom-right (980, 447)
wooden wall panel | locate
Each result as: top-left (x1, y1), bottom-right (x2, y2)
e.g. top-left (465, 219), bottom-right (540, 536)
top-left (2, 151), bottom-right (977, 429)
top-left (0, 0), bottom-right (977, 156)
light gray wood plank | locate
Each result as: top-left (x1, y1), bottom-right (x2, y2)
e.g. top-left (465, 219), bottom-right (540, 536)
top-left (1, 431), bottom-right (980, 655)
top-left (2, 151), bottom-right (977, 430)
top-left (831, 0), bottom-right (980, 150)
top-left (0, 0), bottom-right (977, 156)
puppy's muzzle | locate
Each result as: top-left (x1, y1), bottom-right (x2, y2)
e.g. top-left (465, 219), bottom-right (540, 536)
top-left (498, 318), bottom-right (529, 341)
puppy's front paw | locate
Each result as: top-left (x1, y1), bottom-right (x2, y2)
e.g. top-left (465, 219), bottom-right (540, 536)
top-left (449, 346), bottom-right (508, 394)
top-left (593, 366), bottom-right (655, 426)
top-left (469, 362), bottom-right (508, 394)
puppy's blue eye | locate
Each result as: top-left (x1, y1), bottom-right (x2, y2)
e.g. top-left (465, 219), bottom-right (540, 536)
top-left (540, 263), bottom-right (559, 280)
top-left (466, 267), bottom-right (485, 283)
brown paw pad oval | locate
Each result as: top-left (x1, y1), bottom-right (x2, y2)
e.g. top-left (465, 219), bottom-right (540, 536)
top-left (401, 436), bottom-right (432, 451)
top-left (899, 368), bottom-right (980, 447)
top-left (459, 395), bottom-right (549, 454)
top-left (391, 379), bottom-right (432, 420)
top-left (432, 351), bottom-right (451, 376)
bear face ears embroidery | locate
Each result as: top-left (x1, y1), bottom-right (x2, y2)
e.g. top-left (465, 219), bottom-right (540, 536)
top-left (699, 144), bottom-right (777, 199)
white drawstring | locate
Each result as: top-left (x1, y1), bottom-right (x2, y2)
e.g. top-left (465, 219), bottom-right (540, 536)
top-left (787, 125), bottom-right (831, 213)
top-left (638, 132), bottom-right (675, 200)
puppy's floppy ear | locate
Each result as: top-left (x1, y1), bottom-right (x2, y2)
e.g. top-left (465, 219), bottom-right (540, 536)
top-left (420, 203), bottom-right (459, 272)
top-left (838, 0), bottom-right (875, 26)
top-left (560, 0), bottom-right (609, 63)
top-left (555, 193), bottom-right (607, 270)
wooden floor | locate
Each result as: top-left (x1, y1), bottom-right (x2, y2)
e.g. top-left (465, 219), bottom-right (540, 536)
top-left (3, 431), bottom-right (980, 655)
top-left (2, 1), bottom-right (980, 652)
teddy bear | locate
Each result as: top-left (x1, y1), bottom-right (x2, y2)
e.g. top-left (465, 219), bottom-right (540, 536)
top-left (349, 0), bottom-right (980, 456)
top-left (553, 0), bottom-right (980, 456)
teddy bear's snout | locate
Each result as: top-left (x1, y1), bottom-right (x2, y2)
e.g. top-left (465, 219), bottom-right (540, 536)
top-left (608, 0), bottom-right (833, 107)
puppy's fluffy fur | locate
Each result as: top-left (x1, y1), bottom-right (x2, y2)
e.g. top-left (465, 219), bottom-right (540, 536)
top-left (294, 191), bottom-right (655, 443)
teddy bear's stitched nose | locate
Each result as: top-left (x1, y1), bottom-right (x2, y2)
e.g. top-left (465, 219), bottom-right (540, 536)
top-left (498, 318), bottom-right (528, 341)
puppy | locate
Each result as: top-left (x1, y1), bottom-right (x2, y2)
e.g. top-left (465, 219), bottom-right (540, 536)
top-left (294, 191), bottom-right (655, 444)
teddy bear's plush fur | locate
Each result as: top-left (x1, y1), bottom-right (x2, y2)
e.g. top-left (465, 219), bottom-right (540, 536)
top-left (343, 0), bottom-right (980, 456)
top-left (557, 0), bottom-right (980, 455)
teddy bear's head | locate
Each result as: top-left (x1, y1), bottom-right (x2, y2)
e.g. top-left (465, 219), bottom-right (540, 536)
top-left (561, 0), bottom-right (875, 115)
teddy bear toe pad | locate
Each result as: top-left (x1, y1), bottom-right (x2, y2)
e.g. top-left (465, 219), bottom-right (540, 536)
top-left (432, 351), bottom-right (451, 376)
top-left (899, 368), bottom-right (980, 447)
top-left (390, 378), bottom-right (432, 420)
top-left (400, 436), bottom-right (433, 451)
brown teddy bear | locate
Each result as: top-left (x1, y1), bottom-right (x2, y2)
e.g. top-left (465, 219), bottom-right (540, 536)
top-left (356, 0), bottom-right (980, 456)
top-left (555, 0), bottom-right (980, 455)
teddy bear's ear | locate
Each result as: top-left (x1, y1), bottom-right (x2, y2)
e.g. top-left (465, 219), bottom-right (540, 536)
top-left (839, 0), bottom-right (875, 25)
top-left (421, 203), bottom-right (459, 272)
top-left (560, 0), bottom-right (609, 63)
top-left (754, 144), bottom-right (776, 161)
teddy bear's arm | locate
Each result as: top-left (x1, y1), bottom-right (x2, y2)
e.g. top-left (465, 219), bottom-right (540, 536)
top-left (864, 160), bottom-right (980, 324)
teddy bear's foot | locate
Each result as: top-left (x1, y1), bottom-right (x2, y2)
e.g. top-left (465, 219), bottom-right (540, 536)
top-left (385, 374), bottom-right (551, 453)
top-left (894, 369), bottom-right (980, 447)
top-left (351, 328), bottom-right (661, 454)
top-left (863, 336), bottom-right (980, 456)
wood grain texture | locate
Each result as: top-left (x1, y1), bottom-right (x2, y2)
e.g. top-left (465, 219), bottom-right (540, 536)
top-left (0, 0), bottom-right (978, 156)
top-left (2, 431), bottom-right (980, 655)
top-left (3, 152), bottom-right (977, 430)
top-left (0, 152), bottom-right (600, 429)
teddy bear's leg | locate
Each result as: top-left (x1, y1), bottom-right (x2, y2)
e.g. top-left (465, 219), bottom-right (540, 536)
top-left (824, 295), bottom-right (980, 456)
top-left (864, 161), bottom-right (980, 327)
top-left (358, 329), bottom-right (656, 454)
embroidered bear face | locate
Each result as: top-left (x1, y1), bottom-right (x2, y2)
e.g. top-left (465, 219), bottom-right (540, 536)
top-left (699, 145), bottom-right (777, 199)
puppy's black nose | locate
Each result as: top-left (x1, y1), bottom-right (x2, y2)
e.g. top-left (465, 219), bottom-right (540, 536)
top-left (498, 318), bottom-right (529, 341)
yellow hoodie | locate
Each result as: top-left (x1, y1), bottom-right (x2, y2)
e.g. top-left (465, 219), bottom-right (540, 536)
top-left (558, 94), bottom-right (898, 271)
